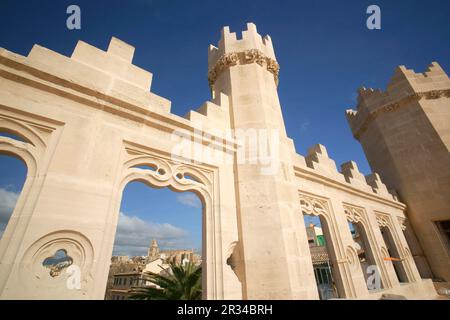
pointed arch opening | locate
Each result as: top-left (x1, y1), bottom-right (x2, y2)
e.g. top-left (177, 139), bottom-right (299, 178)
top-left (103, 157), bottom-right (211, 300)
top-left (303, 214), bottom-right (342, 300)
top-left (0, 153), bottom-right (27, 243)
top-left (380, 226), bottom-right (409, 283)
top-left (347, 221), bottom-right (383, 290)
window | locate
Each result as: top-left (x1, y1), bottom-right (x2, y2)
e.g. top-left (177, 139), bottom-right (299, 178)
top-left (436, 220), bottom-right (450, 254)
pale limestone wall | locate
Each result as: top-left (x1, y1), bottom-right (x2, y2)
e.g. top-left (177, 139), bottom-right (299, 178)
top-left (346, 63), bottom-right (450, 282)
top-left (0, 23), bottom-right (438, 300)
top-left (0, 38), bottom-right (241, 299)
top-left (293, 145), bottom-right (435, 299)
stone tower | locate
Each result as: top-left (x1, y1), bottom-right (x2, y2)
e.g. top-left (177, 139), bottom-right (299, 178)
top-left (208, 23), bottom-right (318, 299)
top-left (346, 62), bottom-right (450, 282)
top-left (147, 239), bottom-right (159, 260)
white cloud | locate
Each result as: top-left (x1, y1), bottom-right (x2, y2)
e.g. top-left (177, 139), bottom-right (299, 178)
top-left (0, 188), bottom-right (19, 236)
top-left (176, 193), bottom-right (201, 208)
top-left (113, 212), bottom-right (189, 257)
top-left (0, 188), bottom-right (195, 256)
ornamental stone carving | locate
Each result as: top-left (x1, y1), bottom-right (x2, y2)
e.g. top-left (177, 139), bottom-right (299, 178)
top-left (346, 245), bottom-right (360, 272)
top-left (208, 49), bottom-right (280, 88)
top-left (19, 230), bottom-right (94, 291)
top-left (343, 204), bottom-right (365, 224)
top-left (397, 216), bottom-right (407, 231)
top-left (375, 212), bottom-right (391, 228)
top-left (299, 193), bottom-right (329, 217)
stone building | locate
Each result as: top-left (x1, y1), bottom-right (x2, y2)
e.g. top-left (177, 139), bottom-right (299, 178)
top-left (104, 256), bottom-right (143, 300)
top-left (147, 239), bottom-right (159, 261)
top-left (346, 63), bottom-right (450, 283)
top-left (0, 23), bottom-right (446, 299)
top-left (107, 271), bottom-right (157, 300)
top-left (104, 240), bottom-right (200, 299)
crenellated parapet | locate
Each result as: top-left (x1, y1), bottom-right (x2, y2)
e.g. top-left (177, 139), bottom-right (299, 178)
top-left (0, 37), bottom-right (235, 149)
top-left (207, 23), bottom-right (279, 88)
top-left (11, 37), bottom-right (171, 114)
top-left (183, 92), bottom-right (231, 130)
top-left (346, 62), bottom-right (450, 139)
top-left (294, 144), bottom-right (398, 202)
top-left (340, 161), bottom-right (374, 193)
top-left (304, 144), bottom-right (342, 181)
top-left (0, 37), bottom-right (236, 136)
top-left (365, 173), bottom-right (398, 201)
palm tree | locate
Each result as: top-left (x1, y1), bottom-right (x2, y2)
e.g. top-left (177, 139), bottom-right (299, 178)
top-left (129, 262), bottom-right (202, 300)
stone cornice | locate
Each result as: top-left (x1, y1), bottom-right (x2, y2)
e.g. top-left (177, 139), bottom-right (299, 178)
top-left (0, 53), bottom-right (239, 153)
top-left (208, 49), bottom-right (280, 88)
top-left (350, 89), bottom-right (450, 140)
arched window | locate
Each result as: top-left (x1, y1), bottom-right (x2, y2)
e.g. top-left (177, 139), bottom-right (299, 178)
top-left (380, 226), bottom-right (409, 283)
top-left (303, 213), bottom-right (341, 300)
top-left (0, 153), bottom-right (27, 243)
top-left (347, 220), bottom-right (383, 290)
top-left (104, 181), bottom-right (203, 300)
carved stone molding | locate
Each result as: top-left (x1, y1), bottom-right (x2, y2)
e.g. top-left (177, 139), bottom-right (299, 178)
top-left (19, 230), bottom-right (94, 291)
top-left (380, 246), bottom-right (389, 262)
top-left (403, 246), bottom-right (411, 257)
top-left (122, 153), bottom-right (213, 204)
top-left (345, 245), bottom-right (360, 272)
top-left (397, 216), bottom-right (407, 231)
top-left (299, 193), bottom-right (329, 218)
top-left (414, 89), bottom-right (450, 100)
top-left (343, 204), bottom-right (365, 224)
top-left (375, 212), bottom-right (391, 228)
top-left (352, 88), bottom-right (450, 139)
top-left (208, 49), bottom-right (280, 88)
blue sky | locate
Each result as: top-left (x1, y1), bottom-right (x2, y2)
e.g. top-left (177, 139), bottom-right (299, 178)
top-left (0, 0), bottom-right (449, 256)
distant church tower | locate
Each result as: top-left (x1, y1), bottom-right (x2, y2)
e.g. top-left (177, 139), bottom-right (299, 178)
top-left (346, 62), bottom-right (450, 282)
top-left (147, 239), bottom-right (159, 260)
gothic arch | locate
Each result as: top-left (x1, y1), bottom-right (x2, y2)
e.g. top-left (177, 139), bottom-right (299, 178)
top-left (343, 204), bottom-right (391, 289)
top-left (299, 193), bottom-right (357, 298)
top-left (375, 212), bottom-right (416, 283)
top-left (104, 149), bottom-right (225, 299)
top-left (0, 121), bottom-right (46, 295)
top-left (0, 117), bottom-right (47, 150)
top-left (0, 132), bottom-right (39, 259)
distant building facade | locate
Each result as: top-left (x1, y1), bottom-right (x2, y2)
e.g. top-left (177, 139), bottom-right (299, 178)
top-left (104, 240), bottom-right (200, 299)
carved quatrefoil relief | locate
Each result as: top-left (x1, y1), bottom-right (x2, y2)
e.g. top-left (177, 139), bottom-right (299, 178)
top-left (42, 249), bottom-right (73, 277)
